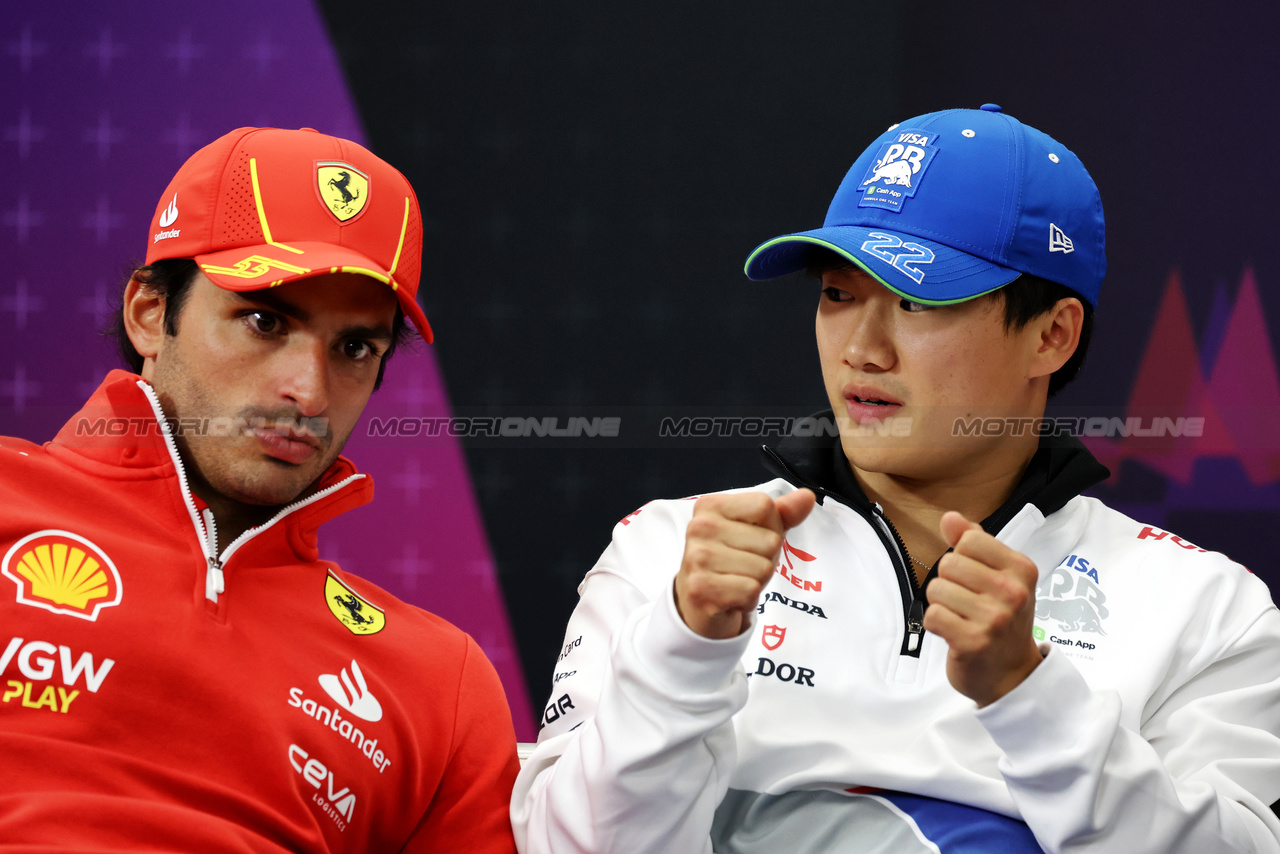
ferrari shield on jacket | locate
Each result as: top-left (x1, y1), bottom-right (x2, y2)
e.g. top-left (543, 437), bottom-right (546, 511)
top-left (512, 428), bottom-right (1280, 853)
top-left (0, 371), bottom-right (519, 853)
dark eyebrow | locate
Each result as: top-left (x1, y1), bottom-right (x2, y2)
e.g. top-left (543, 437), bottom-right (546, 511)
top-left (234, 290), bottom-right (395, 342)
top-left (233, 289), bottom-right (308, 322)
top-left (342, 323), bottom-right (395, 344)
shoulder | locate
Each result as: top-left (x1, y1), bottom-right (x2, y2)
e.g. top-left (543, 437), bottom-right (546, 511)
top-left (0, 437), bottom-right (110, 537)
top-left (577, 478), bottom-right (797, 600)
top-left (0, 435), bottom-right (43, 455)
top-left (610, 478), bottom-right (798, 535)
top-left (1074, 497), bottom-right (1247, 568)
top-left (0, 436), bottom-right (54, 474)
top-left (1057, 496), bottom-right (1275, 617)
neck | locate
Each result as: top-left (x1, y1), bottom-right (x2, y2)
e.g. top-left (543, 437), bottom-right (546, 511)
top-left (185, 473), bottom-right (285, 552)
top-left (853, 442), bottom-right (1037, 584)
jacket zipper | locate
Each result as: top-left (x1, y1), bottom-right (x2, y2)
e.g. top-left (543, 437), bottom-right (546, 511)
top-left (869, 506), bottom-right (930, 656)
top-left (202, 508), bottom-right (225, 601)
top-left (213, 475), bottom-right (365, 579)
top-left (762, 447), bottom-right (929, 659)
top-left (136, 380), bottom-right (363, 605)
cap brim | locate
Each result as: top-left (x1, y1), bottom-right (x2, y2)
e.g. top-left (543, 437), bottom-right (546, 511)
top-left (743, 226), bottom-right (1021, 305)
top-left (195, 241), bottom-right (433, 343)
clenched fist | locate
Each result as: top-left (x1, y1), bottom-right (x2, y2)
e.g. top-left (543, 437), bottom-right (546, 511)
top-left (674, 489), bottom-right (816, 639)
top-left (924, 511), bottom-right (1044, 707)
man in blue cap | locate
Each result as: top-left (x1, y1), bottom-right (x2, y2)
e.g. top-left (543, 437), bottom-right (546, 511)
top-left (511, 107), bottom-right (1280, 852)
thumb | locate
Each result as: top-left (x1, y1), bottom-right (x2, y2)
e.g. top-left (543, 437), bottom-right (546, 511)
top-left (775, 488), bottom-right (816, 530)
top-left (939, 510), bottom-right (980, 548)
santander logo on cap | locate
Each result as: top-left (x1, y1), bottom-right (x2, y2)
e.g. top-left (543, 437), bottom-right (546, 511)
top-left (159, 194), bottom-right (179, 227)
top-left (153, 194), bottom-right (180, 244)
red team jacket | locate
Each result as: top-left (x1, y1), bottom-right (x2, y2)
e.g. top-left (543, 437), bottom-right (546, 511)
top-left (0, 371), bottom-right (519, 852)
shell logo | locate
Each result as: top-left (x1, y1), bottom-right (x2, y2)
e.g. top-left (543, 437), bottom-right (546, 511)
top-left (2, 530), bottom-right (122, 621)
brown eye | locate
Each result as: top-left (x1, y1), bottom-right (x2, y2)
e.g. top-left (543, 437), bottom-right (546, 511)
top-left (343, 340), bottom-right (374, 361)
top-left (246, 311), bottom-right (280, 333)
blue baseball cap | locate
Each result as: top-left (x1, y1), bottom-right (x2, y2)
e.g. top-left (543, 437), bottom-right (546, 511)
top-left (744, 105), bottom-right (1106, 307)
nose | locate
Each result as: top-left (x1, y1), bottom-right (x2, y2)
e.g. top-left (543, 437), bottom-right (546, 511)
top-left (281, 339), bottom-right (330, 417)
top-left (843, 301), bottom-right (896, 372)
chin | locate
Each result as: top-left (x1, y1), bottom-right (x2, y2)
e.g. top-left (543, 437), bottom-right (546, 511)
top-left (219, 471), bottom-right (317, 509)
top-left (839, 440), bottom-right (904, 472)
top-left (840, 440), bottom-right (943, 478)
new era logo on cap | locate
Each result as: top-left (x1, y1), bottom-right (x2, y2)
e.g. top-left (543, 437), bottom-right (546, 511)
top-left (1049, 223), bottom-right (1074, 254)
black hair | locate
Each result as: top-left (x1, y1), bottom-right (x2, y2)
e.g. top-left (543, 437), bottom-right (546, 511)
top-left (804, 248), bottom-right (1093, 397)
top-left (108, 258), bottom-right (413, 390)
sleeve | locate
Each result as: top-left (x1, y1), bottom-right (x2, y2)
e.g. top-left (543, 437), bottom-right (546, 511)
top-left (403, 635), bottom-right (521, 854)
top-left (977, 604), bottom-right (1280, 854)
top-left (510, 504), bottom-right (754, 854)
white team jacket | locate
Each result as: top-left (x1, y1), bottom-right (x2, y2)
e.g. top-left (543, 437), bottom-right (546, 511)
top-left (512, 437), bottom-right (1280, 853)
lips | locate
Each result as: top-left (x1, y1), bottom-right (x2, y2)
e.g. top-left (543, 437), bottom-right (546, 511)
top-left (252, 427), bottom-right (320, 465)
top-left (842, 383), bottom-right (904, 424)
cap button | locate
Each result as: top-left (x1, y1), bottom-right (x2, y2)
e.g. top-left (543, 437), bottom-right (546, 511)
top-left (980, 103), bottom-right (1002, 113)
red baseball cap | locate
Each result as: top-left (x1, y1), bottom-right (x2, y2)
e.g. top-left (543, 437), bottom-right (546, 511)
top-left (144, 127), bottom-right (432, 342)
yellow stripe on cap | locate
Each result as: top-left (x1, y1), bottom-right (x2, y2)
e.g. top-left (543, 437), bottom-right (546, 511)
top-left (248, 157), bottom-right (305, 254)
top-left (339, 266), bottom-right (395, 289)
top-left (389, 197), bottom-right (410, 275)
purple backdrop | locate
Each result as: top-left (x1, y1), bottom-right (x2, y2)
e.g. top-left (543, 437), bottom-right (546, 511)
top-left (3, 2), bottom-right (534, 737)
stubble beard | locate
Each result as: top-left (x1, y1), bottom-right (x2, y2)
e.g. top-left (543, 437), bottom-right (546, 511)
top-left (150, 348), bottom-right (344, 516)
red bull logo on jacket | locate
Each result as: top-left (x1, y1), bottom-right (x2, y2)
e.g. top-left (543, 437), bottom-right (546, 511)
top-left (1035, 554), bottom-right (1109, 640)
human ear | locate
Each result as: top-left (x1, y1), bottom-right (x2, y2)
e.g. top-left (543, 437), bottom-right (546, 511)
top-left (121, 276), bottom-right (167, 373)
top-left (1028, 297), bottom-right (1083, 379)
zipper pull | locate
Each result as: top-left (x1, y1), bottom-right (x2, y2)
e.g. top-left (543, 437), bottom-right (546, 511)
top-left (200, 508), bottom-right (224, 603)
top-left (205, 556), bottom-right (225, 603)
top-left (906, 598), bottom-right (925, 653)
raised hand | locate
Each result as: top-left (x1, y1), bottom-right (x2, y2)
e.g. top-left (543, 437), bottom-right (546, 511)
top-left (924, 511), bottom-right (1044, 707)
top-left (674, 490), bottom-right (816, 640)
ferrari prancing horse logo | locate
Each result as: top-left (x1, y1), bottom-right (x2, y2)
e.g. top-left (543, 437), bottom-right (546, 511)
top-left (325, 571), bottom-right (385, 635)
top-left (317, 162), bottom-right (370, 223)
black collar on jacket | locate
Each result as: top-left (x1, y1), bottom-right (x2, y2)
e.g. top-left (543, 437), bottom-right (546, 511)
top-left (760, 410), bottom-right (1111, 536)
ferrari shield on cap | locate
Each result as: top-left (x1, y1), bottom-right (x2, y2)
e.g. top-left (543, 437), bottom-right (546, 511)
top-left (144, 127), bottom-right (433, 341)
top-left (744, 105), bottom-right (1106, 308)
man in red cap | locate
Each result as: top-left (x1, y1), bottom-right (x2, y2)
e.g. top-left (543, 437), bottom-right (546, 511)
top-left (0, 128), bottom-right (519, 852)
